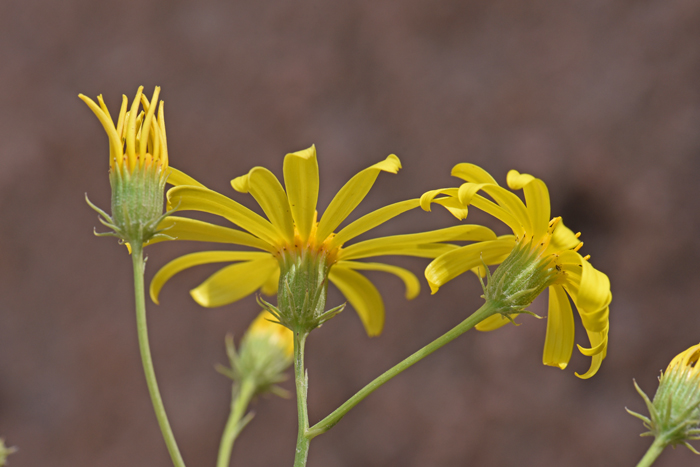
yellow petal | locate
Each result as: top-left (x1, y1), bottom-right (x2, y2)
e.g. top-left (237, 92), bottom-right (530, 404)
top-left (457, 183), bottom-right (531, 237)
top-left (430, 197), bottom-right (469, 220)
top-left (559, 251), bottom-right (611, 332)
top-left (337, 260), bottom-right (420, 300)
top-left (260, 267), bottom-right (280, 295)
top-left (167, 185), bottom-right (280, 247)
top-left (340, 225), bottom-right (498, 261)
top-left (190, 255), bottom-right (279, 307)
top-left (549, 219), bottom-right (580, 252)
top-left (505, 170), bottom-right (535, 189)
top-left (283, 145), bottom-right (319, 241)
top-left (425, 237), bottom-right (516, 293)
top-left (475, 314), bottom-right (511, 331)
top-left (330, 199), bottom-right (420, 248)
top-left (542, 285), bottom-right (575, 370)
top-left (167, 167), bottom-right (206, 188)
top-left (521, 178), bottom-right (551, 241)
top-left (317, 155), bottom-right (401, 242)
top-left (451, 163), bottom-right (499, 185)
top-left (144, 216), bottom-right (275, 253)
top-left (420, 188), bottom-right (458, 211)
top-left (78, 94), bottom-right (122, 165)
top-left (231, 166), bottom-right (295, 244)
top-left (575, 328), bottom-right (608, 379)
top-left (328, 265), bottom-right (384, 336)
top-left (150, 251), bottom-right (272, 304)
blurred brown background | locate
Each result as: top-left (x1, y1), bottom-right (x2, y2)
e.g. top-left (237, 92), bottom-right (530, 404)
top-left (1, 0), bottom-right (699, 466)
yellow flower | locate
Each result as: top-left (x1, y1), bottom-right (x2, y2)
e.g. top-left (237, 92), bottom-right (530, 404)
top-left (149, 146), bottom-right (496, 336)
top-left (421, 164), bottom-right (611, 378)
top-left (80, 86), bottom-right (172, 244)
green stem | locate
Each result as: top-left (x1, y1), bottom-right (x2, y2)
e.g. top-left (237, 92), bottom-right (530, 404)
top-left (636, 437), bottom-right (667, 467)
top-left (216, 378), bottom-right (257, 467)
top-left (293, 331), bottom-right (311, 467)
top-left (131, 243), bottom-right (186, 467)
top-left (307, 301), bottom-right (498, 438)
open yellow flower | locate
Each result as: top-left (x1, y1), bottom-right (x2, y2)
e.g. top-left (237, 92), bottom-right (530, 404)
top-left (150, 147), bottom-right (496, 336)
top-left (421, 164), bottom-right (611, 378)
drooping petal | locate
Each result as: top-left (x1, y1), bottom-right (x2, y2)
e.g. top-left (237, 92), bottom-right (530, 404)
top-left (575, 327), bottom-right (608, 379)
top-left (283, 145), bottom-right (319, 241)
top-left (430, 197), bottom-right (470, 220)
top-left (337, 260), bottom-right (420, 299)
top-left (505, 170), bottom-right (535, 189)
top-left (542, 285), bottom-right (575, 370)
top-left (518, 176), bottom-right (551, 241)
top-left (559, 251), bottom-right (611, 332)
top-left (150, 251), bottom-right (272, 304)
top-left (425, 237), bottom-right (516, 293)
top-left (328, 265), bottom-right (384, 336)
top-left (167, 185), bottom-right (280, 247)
top-left (330, 199), bottom-right (420, 248)
top-left (451, 163), bottom-right (499, 185)
top-left (340, 225), bottom-right (498, 261)
top-left (144, 216), bottom-right (275, 252)
top-left (317, 155), bottom-right (402, 242)
top-left (232, 166), bottom-right (295, 244)
top-left (420, 188), bottom-right (459, 211)
top-left (475, 314), bottom-right (511, 331)
top-left (167, 167), bottom-right (206, 188)
top-left (190, 255), bottom-right (279, 307)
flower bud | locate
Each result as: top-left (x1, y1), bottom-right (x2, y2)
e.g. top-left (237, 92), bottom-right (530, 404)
top-left (628, 343), bottom-right (700, 454)
top-left (218, 311), bottom-right (294, 395)
top-left (80, 86), bottom-right (171, 245)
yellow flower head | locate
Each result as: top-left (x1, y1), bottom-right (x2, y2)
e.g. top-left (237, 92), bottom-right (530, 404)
top-left (80, 87), bottom-right (171, 244)
top-left (149, 147), bottom-right (496, 336)
top-left (629, 343), bottom-right (700, 453)
top-left (421, 164), bottom-right (611, 378)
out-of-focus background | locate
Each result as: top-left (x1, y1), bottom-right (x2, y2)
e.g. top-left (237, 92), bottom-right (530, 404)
top-left (1, 1), bottom-right (699, 466)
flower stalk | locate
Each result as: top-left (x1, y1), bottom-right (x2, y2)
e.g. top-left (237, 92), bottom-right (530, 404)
top-left (131, 242), bottom-right (186, 467)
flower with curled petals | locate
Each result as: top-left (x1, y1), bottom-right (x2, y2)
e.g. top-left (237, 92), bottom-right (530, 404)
top-left (421, 164), bottom-right (611, 378)
top-left (150, 147), bottom-right (497, 336)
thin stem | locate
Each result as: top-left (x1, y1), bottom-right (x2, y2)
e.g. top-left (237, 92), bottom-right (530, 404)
top-left (636, 437), bottom-right (667, 467)
top-left (307, 301), bottom-right (498, 438)
top-left (131, 243), bottom-right (186, 467)
top-left (216, 378), bottom-right (257, 467)
top-left (293, 331), bottom-right (311, 467)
